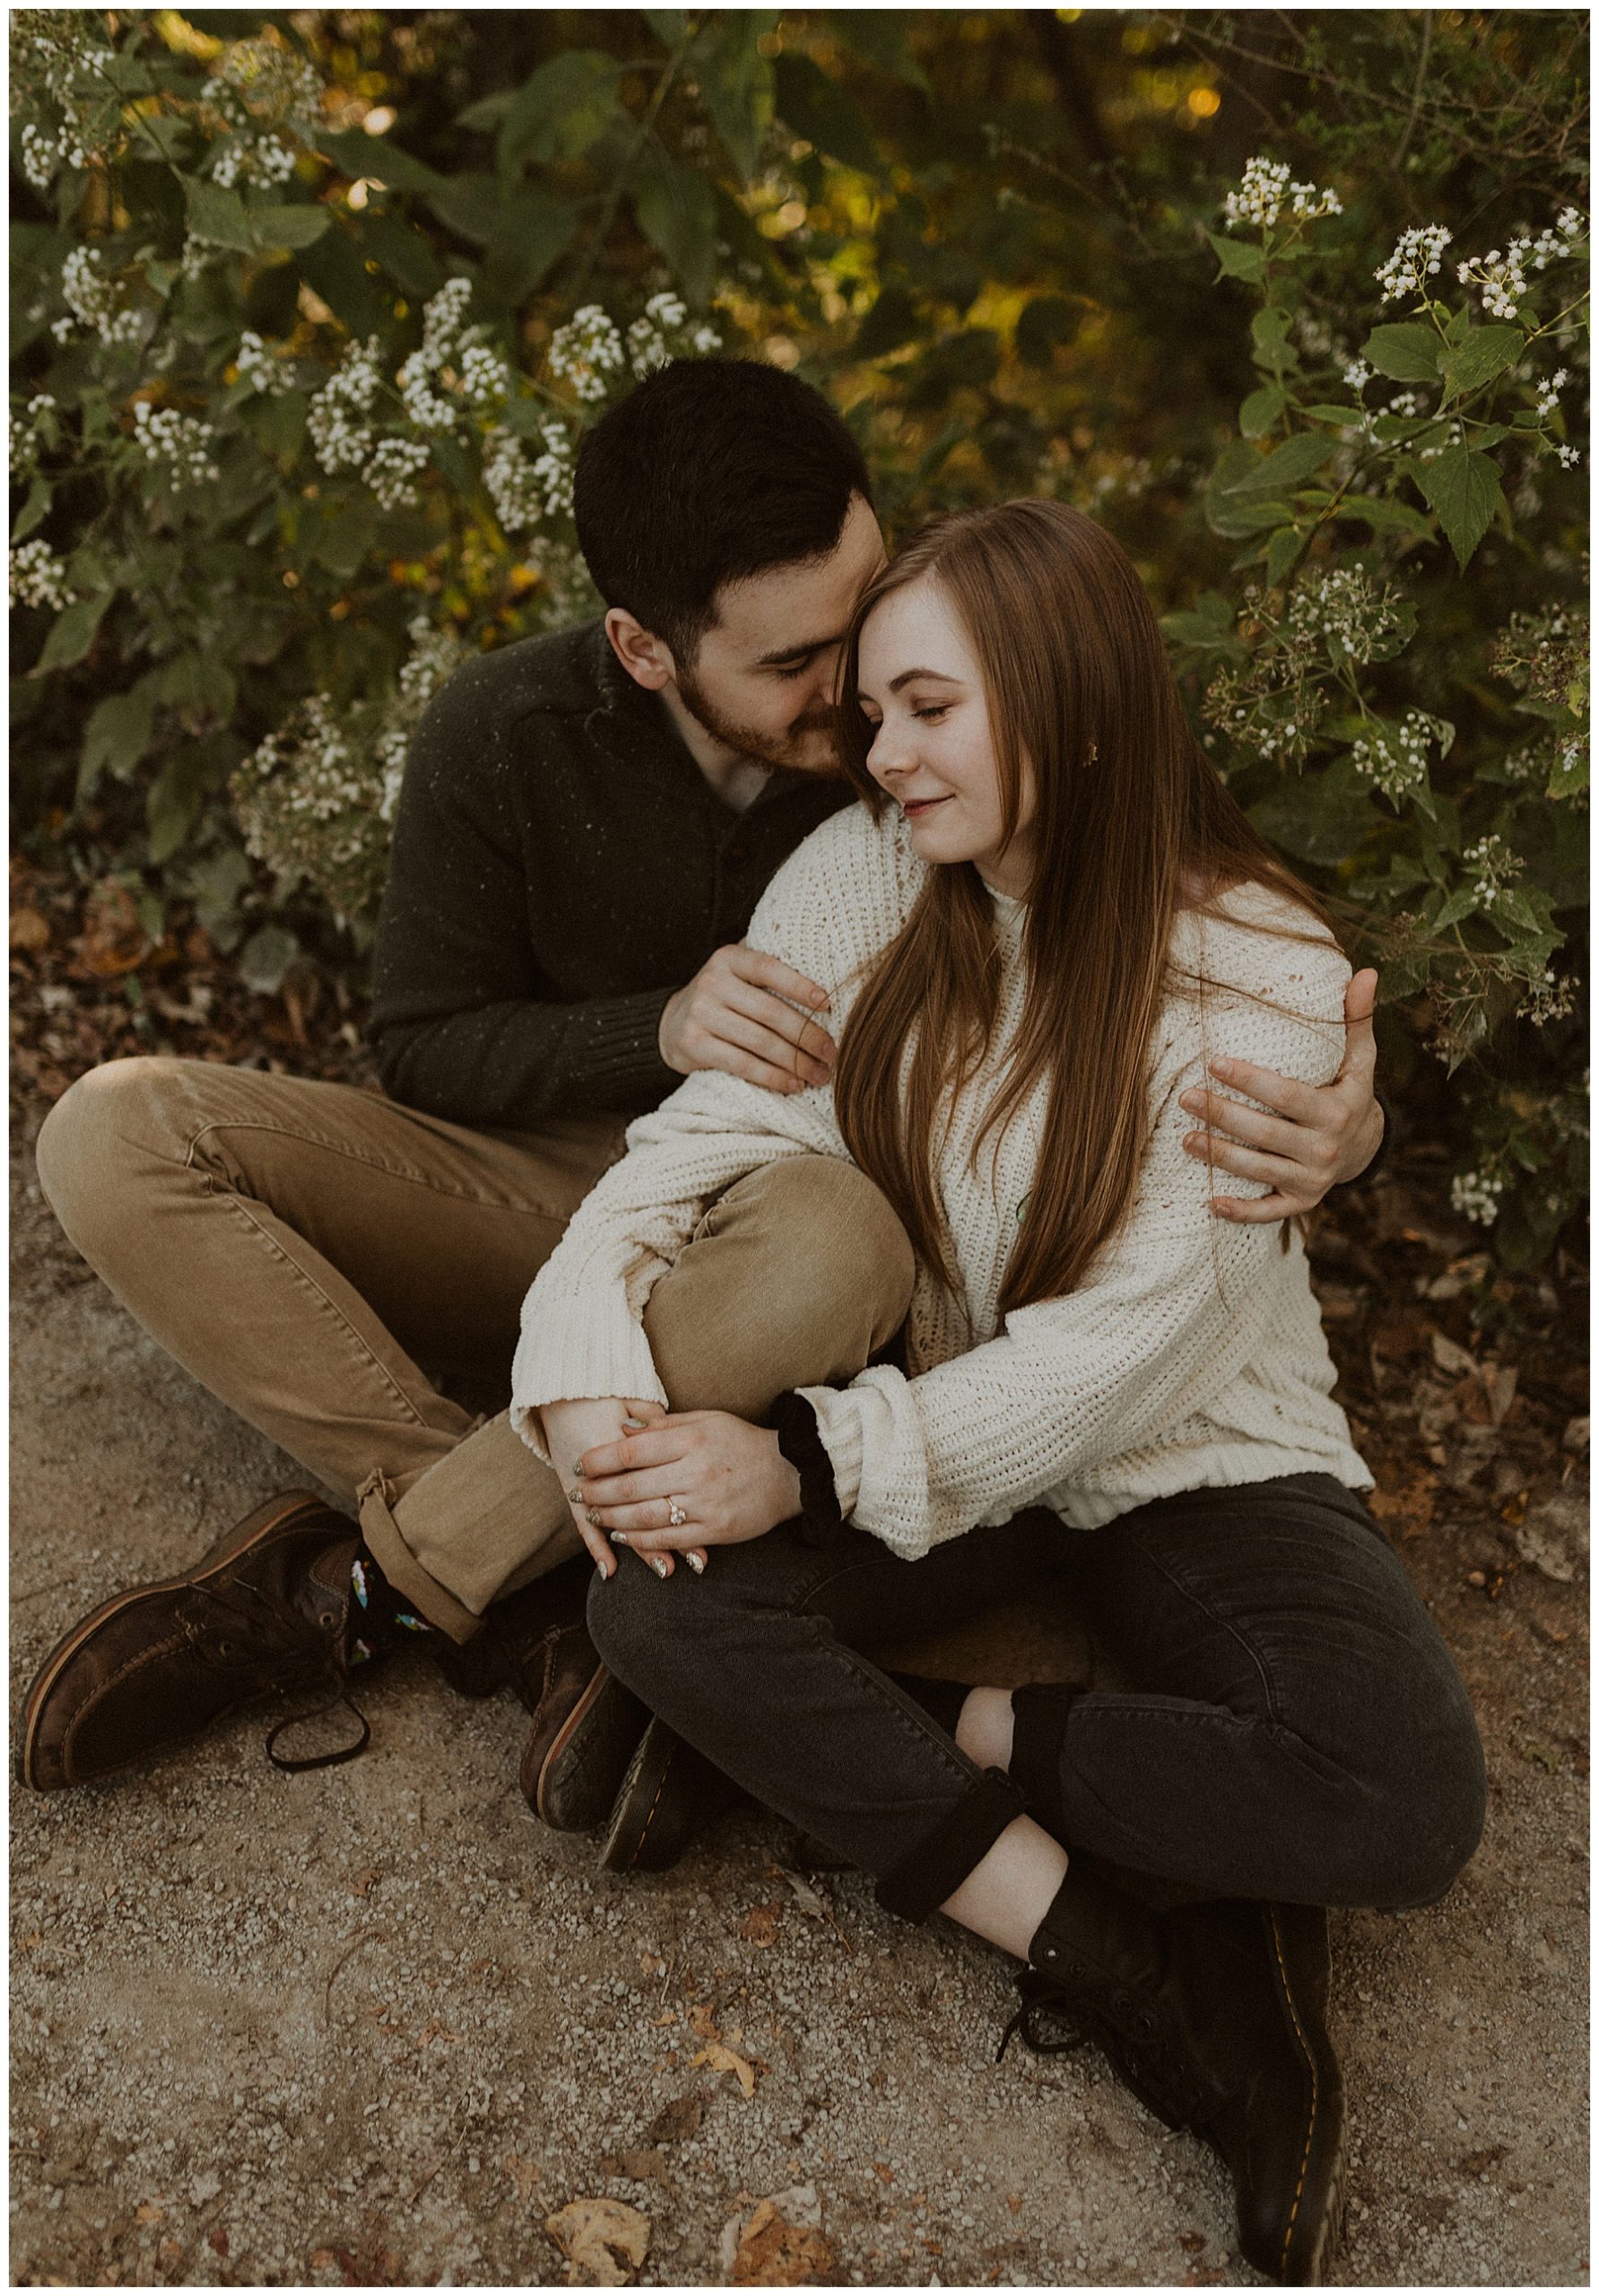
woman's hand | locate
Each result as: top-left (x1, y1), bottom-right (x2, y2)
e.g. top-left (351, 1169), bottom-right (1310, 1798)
top-left (572, 1410), bottom-right (804, 1561)
top-left (1180, 968), bottom-right (1384, 1222)
top-left (541, 1396), bottom-right (708, 1580)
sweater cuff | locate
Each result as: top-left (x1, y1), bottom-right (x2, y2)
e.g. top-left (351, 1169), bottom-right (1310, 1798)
top-left (771, 1391), bottom-right (847, 1548)
top-left (538, 988), bottom-right (681, 1117)
top-left (510, 1289), bottom-right (667, 1461)
top-left (795, 1382), bottom-right (865, 1521)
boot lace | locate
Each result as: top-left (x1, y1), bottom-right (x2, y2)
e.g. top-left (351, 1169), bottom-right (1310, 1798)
top-left (998, 1965), bottom-right (1202, 2124)
top-left (180, 1576), bottom-right (370, 1774)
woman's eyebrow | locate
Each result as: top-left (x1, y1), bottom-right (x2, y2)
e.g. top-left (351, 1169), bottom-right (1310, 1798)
top-left (887, 667), bottom-right (962, 692)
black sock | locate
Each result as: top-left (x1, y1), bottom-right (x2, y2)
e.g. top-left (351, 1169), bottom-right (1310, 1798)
top-left (889, 1671), bottom-right (974, 1739)
top-left (348, 1542), bottom-right (434, 1662)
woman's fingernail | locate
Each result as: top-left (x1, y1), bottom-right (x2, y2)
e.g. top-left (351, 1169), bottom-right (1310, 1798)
top-left (687, 1552), bottom-right (706, 1575)
top-left (610, 1531), bottom-right (630, 1546)
top-left (649, 1556), bottom-right (669, 1579)
top-left (621, 1417), bottom-right (645, 1431)
top-left (1211, 1057), bottom-right (1236, 1078)
top-left (568, 1486), bottom-right (584, 1504)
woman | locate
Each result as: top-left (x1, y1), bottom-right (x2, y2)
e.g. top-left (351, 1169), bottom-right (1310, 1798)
top-left (511, 502), bottom-right (1485, 2285)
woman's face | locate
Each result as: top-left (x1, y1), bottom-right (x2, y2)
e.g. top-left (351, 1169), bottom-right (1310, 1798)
top-left (855, 577), bottom-right (1038, 900)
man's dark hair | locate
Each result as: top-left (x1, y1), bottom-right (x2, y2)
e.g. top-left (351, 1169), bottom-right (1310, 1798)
top-left (573, 357), bottom-right (873, 662)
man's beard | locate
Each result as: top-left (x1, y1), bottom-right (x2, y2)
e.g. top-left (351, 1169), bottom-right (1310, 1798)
top-left (674, 665), bottom-right (843, 778)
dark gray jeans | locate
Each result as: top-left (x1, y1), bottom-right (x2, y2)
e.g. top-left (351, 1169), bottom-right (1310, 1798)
top-left (588, 1474), bottom-right (1486, 1923)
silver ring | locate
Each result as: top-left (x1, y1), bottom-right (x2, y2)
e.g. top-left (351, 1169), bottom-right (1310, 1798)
top-left (666, 1499), bottom-right (688, 1528)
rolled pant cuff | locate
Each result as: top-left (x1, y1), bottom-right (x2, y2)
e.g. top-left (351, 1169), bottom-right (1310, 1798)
top-left (875, 1768), bottom-right (1027, 1924)
top-left (357, 1471), bottom-right (482, 1645)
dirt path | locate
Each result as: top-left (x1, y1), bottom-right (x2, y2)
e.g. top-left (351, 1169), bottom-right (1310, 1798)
top-left (10, 1125), bottom-right (1588, 2289)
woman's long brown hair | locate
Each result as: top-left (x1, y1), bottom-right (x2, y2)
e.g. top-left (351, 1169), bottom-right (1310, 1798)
top-left (831, 499), bottom-right (1335, 1315)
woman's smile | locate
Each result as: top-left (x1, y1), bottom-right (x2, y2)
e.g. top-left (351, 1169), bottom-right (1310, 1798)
top-left (901, 793), bottom-right (952, 818)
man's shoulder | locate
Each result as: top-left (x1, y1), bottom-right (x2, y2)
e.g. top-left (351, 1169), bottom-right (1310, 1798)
top-left (429, 616), bottom-right (614, 729)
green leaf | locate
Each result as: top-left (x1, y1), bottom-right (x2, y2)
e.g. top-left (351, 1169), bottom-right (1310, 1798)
top-left (248, 202), bottom-right (330, 252)
top-left (697, 13), bottom-right (778, 179)
top-left (1222, 433), bottom-right (1339, 496)
top-left (482, 196), bottom-right (580, 308)
top-left (297, 222), bottom-right (387, 335)
top-left (1412, 446), bottom-right (1506, 570)
top-left (632, 160), bottom-right (718, 305)
top-left (238, 924), bottom-right (300, 996)
top-left (1205, 229), bottom-right (1266, 284)
top-left (157, 652), bottom-right (237, 724)
top-left (1299, 490), bottom-right (1435, 542)
top-left (1438, 323), bottom-right (1523, 401)
top-left (853, 283), bottom-right (919, 361)
top-left (1250, 305), bottom-right (1299, 374)
top-left (182, 845), bottom-right (254, 949)
top-left (1301, 403), bottom-right (1366, 426)
top-left (1014, 294), bottom-right (1079, 369)
top-left (147, 751), bottom-right (209, 865)
top-left (1430, 883), bottom-right (1481, 932)
top-left (30, 590), bottom-right (113, 676)
top-left (79, 683), bottom-right (157, 800)
top-left (1238, 383), bottom-right (1288, 439)
top-left (12, 476), bottom-right (51, 542)
top-left (454, 91), bottom-right (513, 133)
top-left (773, 49), bottom-right (879, 172)
top-left (1249, 757), bottom-right (1377, 865)
top-left (646, 12), bottom-right (691, 49)
top-left (1548, 744), bottom-right (1587, 798)
top-left (426, 173), bottom-right (510, 244)
top-left (1264, 526), bottom-right (1304, 585)
top-left (356, 206), bottom-right (445, 299)
top-left (183, 177), bottom-right (257, 255)
top-left (1362, 322), bottom-right (1441, 382)
top-left (318, 127), bottom-right (448, 194)
top-left (498, 51), bottom-right (625, 172)
top-left (824, 12), bottom-right (930, 91)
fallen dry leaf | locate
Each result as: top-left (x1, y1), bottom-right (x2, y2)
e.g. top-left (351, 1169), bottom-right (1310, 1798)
top-left (692, 2041), bottom-right (757, 2098)
top-left (726, 2187), bottom-right (832, 2288)
top-left (773, 1865), bottom-right (830, 1920)
top-left (687, 2000), bottom-right (719, 2039)
top-left (309, 2248), bottom-right (339, 2270)
top-left (135, 2203), bottom-right (164, 2225)
top-left (739, 1902), bottom-right (784, 1948)
top-left (872, 2161), bottom-right (894, 2185)
top-left (207, 2228), bottom-right (230, 2257)
top-left (503, 2152), bottom-right (542, 2203)
top-left (10, 906), bottom-right (50, 954)
top-left (348, 1866), bottom-right (383, 1898)
top-left (544, 2196), bottom-right (651, 2286)
top-left (598, 2147), bottom-right (673, 2188)
top-left (1369, 1469), bottom-right (1437, 1540)
top-left (644, 2094), bottom-right (703, 2144)
top-left (1430, 1329), bottom-right (1480, 1381)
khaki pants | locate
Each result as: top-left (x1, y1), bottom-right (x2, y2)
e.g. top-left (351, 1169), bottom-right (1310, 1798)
top-left (35, 1058), bottom-right (915, 1640)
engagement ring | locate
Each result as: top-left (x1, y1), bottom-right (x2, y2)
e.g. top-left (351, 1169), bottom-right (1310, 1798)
top-left (667, 1499), bottom-right (688, 1527)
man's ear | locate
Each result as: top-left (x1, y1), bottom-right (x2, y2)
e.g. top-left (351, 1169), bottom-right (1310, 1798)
top-left (604, 607), bottom-right (678, 694)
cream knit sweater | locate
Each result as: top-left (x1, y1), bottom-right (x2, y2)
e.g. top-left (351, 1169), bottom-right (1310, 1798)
top-left (512, 801), bottom-right (1371, 1561)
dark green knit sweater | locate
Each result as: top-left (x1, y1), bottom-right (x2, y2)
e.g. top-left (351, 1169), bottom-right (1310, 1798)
top-left (369, 618), bottom-right (853, 1128)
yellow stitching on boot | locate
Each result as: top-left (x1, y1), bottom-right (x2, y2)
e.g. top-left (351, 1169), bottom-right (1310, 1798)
top-left (631, 1739), bottom-right (678, 1860)
top-left (1270, 1905), bottom-right (1318, 2276)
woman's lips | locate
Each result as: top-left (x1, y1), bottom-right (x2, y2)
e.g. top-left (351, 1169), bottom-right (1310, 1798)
top-left (901, 795), bottom-right (952, 818)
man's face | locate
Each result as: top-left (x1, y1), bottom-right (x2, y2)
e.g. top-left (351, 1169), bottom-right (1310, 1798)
top-left (673, 493), bottom-right (888, 776)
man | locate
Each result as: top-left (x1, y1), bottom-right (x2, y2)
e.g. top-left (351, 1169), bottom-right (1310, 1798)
top-left (21, 359), bottom-right (1382, 1848)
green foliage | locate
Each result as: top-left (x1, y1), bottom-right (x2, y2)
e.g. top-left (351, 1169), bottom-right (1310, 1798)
top-left (8, 7), bottom-right (1588, 1262)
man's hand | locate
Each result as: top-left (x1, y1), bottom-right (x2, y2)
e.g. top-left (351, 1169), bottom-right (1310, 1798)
top-left (659, 943), bottom-right (836, 1095)
top-left (573, 1410), bottom-right (803, 1557)
top-left (541, 1396), bottom-right (708, 1579)
top-left (1180, 968), bottom-right (1384, 1222)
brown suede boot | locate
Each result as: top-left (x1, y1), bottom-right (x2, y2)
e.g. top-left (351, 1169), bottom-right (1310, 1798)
top-left (1004, 1874), bottom-right (1346, 2286)
top-left (17, 1491), bottom-right (367, 1789)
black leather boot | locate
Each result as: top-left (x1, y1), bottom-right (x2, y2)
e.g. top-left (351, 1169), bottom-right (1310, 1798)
top-left (1004, 1870), bottom-right (1346, 2286)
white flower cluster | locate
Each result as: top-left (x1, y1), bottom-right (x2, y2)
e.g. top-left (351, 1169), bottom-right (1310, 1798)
top-left (397, 276), bottom-right (476, 431)
top-left (548, 305), bottom-right (626, 402)
top-left (1349, 709), bottom-right (1447, 801)
top-left (10, 13), bottom-right (117, 180)
top-left (20, 119), bottom-right (91, 189)
top-left (1457, 208), bottom-right (1586, 318)
top-left (1342, 358), bottom-right (1372, 390)
top-left (1461, 833), bottom-right (1521, 909)
top-left (235, 694), bottom-right (370, 864)
top-left (1386, 388), bottom-right (1427, 419)
top-left (10, 393), bottom-right (58, 475)
top-left (1284, 567), bottom-right (1404, 667)
top-left (236, 329), bottom-right (293, 396)
top-left (375, 614), bottom-right (471, 818)
top-left (10, 539), bottom-right (75, 612)
top-left (459, 344), bottom-right (512, 407)
top-left (308, 335), bottom-right (385, 472)
top-left (51, 246), bottom-right (144, 349)
top-left (1555, 443), bottom-right (1582, 470)
top-left (1450, 1169), bottom-right (1506, 1226)
top-left (1519, 965), bottom-right (1577, 1027)
top-left (624, 291), bottom-right (724, 378)
top-left (1222, 157), bottom-right (1343, 231)
top-left (1375, 224), bottom-right (1452, 304)
top-left (1535, 367), bottom-right (1568, 417)
top-left (482, 419), bottom-right (575, 535)
top-left (362, 435), bottom-right (430, 511)
top-left (132, 400), bottom-right (220, 487)
top-left (212, 134), bottom-right (296, 190)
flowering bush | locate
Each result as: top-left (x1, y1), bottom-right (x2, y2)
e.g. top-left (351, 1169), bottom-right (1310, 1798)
top-left (9, 10), bottom-right (1587, 1266)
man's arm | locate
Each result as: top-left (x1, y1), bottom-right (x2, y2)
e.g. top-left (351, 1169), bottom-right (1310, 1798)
top-left (1179, 968), bottom-right (1385, 1221)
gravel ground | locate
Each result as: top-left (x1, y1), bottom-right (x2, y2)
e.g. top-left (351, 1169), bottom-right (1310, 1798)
top-left (10, 1128), bottom-right (1589, 2289)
